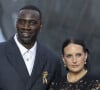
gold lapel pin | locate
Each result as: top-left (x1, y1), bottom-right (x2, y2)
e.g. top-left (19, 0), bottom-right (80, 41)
top-left (42, 71), bottom-right (48, 84)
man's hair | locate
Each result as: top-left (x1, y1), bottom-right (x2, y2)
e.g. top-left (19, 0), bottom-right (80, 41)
top-left (20, 5), bottom-right (42, 19)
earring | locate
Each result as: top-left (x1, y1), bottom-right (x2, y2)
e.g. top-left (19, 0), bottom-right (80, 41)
top-left (64, 64), bottom-right (66, 67)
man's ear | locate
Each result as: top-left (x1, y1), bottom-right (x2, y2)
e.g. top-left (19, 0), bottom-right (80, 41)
top-left (40, 24), bottom-right (43, 28)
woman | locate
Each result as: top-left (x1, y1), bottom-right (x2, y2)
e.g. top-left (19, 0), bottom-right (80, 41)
top-left (49, 37), bottom-right (100, 90)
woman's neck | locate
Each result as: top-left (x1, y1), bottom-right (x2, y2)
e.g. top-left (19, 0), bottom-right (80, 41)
top-left (67, 69), bottom-right (87, 83)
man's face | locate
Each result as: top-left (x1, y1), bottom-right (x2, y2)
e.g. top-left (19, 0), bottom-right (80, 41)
top-left (16, 9), bottom-right (42, 45)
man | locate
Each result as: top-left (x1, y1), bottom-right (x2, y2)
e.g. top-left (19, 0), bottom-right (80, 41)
top-left (0, 5), bottom-right (61, 90)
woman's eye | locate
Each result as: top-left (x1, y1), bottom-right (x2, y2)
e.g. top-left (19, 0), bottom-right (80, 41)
top-left (66, 55), bottom-right (72, 58)
top-left (76, 53), bottom-right (82, 57)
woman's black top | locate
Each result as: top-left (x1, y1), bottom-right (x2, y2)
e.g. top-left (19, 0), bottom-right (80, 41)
top-left (49, 72), bottom-right (100, 90)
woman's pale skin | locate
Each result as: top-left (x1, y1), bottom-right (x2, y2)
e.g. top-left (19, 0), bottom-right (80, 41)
top-left (62, 43), bottom-right (88, 82)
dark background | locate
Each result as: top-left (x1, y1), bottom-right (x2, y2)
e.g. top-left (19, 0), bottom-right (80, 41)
top-left (0, 0), bottom-right (100, 76)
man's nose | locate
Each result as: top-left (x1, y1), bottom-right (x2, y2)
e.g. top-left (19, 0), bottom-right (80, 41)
top-left (24, 23), bottom-right (30, 29)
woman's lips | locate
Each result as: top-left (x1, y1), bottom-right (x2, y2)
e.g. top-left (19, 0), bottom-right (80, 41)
top-left (71, 65), bottom-right (79, 68)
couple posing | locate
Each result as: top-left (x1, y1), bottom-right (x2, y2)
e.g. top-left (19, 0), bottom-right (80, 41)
top-left (0, 4), bottom-right (100, 90)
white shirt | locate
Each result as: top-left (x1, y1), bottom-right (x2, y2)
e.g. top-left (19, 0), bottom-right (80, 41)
top-left (0, 28), bottom-right (5, 42)
top-left (14, 34), bottom-right (37, 76)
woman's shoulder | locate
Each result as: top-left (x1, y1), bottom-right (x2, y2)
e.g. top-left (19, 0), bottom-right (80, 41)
top-left (80, 71), bottom-right (100, 89)
top-left (83, 71), bottom-right (100, 80)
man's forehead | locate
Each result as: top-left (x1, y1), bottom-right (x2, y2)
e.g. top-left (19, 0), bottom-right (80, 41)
top-left (18, 9), bottom-right (40, 19)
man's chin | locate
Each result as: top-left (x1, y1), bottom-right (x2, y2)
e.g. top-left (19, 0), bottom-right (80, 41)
top-left (20, 38), bottom-right (32, 44)
top-left (23, 40), bottom-right (32, 44)
top-left (18, 36), bottom-right (36, 45)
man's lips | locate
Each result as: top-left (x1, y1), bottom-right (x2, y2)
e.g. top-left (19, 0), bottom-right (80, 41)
top-left (20, 31), bottom-right (33, 37)
top-left (22, 32), bottom-right (30, 37)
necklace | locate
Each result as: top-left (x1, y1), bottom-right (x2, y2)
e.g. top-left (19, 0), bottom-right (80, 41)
top-left (67, 69), bottom-right (87, 83)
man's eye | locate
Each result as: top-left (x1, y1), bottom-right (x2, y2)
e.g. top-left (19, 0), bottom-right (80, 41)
top-left (17, 20), bottom-right (25, 25)
top-left (30, 21), bottom-right (38, 25)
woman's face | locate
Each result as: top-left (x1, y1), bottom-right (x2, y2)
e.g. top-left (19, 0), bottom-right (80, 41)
top-left (62, 43), bottom-right (87, 73)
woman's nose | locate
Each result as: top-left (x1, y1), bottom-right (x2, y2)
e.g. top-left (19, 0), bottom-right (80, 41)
top-left (72, 56), bottom-right (77, 63)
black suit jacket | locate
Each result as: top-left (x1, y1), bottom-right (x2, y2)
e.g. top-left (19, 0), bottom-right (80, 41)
top-left (0, 37), bottom-right (61, 90)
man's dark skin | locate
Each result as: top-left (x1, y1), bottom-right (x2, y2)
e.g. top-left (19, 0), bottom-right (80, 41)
top-left (0, 5), bottom-right (61, 90)
top-left (16, 9), bottom-right (42, 49)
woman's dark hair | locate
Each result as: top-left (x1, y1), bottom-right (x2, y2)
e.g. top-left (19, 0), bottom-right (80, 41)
top-left (62, 37), bottom-right (89, 69)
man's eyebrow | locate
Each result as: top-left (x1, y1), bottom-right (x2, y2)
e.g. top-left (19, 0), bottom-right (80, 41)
top-left (17, 18), bottom-right (40, 21)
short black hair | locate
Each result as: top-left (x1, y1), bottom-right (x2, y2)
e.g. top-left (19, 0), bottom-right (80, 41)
top-left (19, 5), bottom-right (42, 19)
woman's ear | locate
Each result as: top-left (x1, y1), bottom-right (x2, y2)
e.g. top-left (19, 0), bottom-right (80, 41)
top-left (84, 52), bottom-right (88, 63)
top-left (61, 55), bottom-right (64, 62)
top-left (62, 55), bottom-right (66, 67)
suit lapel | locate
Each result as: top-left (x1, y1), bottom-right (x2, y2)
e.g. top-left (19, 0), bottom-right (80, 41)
top-left (26, 43), bottom-right (47, 89)
top-left (6, 38), bottom-right (30, 85)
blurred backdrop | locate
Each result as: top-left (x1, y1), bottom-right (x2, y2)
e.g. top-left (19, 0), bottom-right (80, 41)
top-left (0, 0), bottom-right (100, 76)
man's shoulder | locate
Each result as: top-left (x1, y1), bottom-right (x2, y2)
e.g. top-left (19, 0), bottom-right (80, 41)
top-left (0, 41), bottom-right (7, 48)
top-left (0, 37), bottom-right (15, 50)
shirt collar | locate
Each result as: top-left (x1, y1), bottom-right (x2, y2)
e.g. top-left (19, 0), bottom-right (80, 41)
top-left (14, 34), bottom-right (37, 56)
